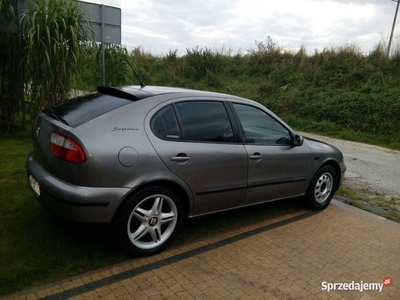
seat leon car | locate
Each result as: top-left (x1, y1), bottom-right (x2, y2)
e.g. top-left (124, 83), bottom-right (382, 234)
top-left (26, 85), bottom-right (346, 256)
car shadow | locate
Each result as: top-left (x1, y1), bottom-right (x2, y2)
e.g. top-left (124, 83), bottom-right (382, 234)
top-left (174, 197), bottom-right (308, 246)
top-left (48, 197), bottom-right (309, 257)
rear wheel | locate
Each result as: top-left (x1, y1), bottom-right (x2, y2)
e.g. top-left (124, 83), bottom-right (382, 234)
top-left (305, 165), bottom-right (337, 210)
top-left (114, 186), bottom-right (183, 256)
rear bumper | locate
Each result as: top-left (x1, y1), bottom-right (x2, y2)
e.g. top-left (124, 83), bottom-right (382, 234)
top-left (26, 152), bottom-right (130, 223)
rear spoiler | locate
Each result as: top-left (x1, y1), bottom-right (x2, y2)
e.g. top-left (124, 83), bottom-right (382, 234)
top-left (97, 86), bottom-right (139, 101)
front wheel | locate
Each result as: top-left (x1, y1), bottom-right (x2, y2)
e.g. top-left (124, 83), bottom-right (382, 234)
top-left (114, 186), bottom-right (183, 256)
top-left (305, 165), bottom-right (337, 210)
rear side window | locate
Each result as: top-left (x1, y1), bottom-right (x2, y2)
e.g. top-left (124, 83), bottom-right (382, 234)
top-left (175, 101), bottom-right (234, 143)
top-left (151, 101), bottom-right (235, 143)
top-left (151, 105), bottom-right (181, 140)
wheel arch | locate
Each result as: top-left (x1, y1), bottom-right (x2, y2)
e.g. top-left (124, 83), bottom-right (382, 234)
top-left (112, 180), bottom-right (191, 224)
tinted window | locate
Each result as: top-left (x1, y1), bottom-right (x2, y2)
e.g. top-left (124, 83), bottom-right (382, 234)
top-left (175, 101), bottom-right (234, 142)
top-left (44, 94), bottom-right (132, 128)
top-left (233, 104), bottom-right (291, 145)
top-left (151, 105), bottom-right (181, 140)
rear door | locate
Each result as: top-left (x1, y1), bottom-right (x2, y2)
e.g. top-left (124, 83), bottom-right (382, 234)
top-left (146, 99), bottom-right (248, 215)
top-left (232, 103), bottom-right (312, 204)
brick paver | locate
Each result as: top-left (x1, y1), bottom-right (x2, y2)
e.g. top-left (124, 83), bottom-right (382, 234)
top-left (4, 200), bottom-right (400, 300)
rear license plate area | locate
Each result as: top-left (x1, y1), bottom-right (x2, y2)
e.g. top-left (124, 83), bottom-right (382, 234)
top-left (29, 175), bottom-right (41, 196)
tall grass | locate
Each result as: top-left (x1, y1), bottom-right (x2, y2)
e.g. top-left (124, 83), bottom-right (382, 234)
top-left (74, 43), bottom-right (138, 91)
top-left (21, 0), bottom-right (88, 117)
top-left (9, 18), bottom-right (395, 147)
top-left (121, 39), bottom-right (400, 148)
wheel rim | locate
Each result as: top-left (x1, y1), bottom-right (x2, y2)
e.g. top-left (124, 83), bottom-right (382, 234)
top-left (127, 194), bottom-right (178, 250)
top-left (314, 172), bottom-right (333, 203)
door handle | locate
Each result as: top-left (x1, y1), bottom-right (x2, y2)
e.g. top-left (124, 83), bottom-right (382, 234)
top-left (171, 156), bottom-right (190, 162)
top-left (171, 153), bottom-right (190, 163)
top-left (249, 153), bottom-right (262, 161)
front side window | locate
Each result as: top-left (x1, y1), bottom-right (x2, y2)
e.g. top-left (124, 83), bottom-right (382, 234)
top-left (175, 101), bottom-right (234, 142)
top-left (233, 103), bottom-right (292, 145)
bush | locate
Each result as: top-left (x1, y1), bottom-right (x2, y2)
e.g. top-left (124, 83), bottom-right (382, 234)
top-left (299, 90), bottom-right (400, 135)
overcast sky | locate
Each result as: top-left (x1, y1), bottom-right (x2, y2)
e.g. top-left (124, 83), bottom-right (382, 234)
top-left (82, 0), bottom-right (400, 56)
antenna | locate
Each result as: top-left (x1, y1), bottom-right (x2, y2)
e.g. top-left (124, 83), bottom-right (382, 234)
top-left (132, 69), bottom-right (146, 89)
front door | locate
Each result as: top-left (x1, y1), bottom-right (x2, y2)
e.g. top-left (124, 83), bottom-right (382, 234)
top-left (232, 103), bottom-right (312, 204)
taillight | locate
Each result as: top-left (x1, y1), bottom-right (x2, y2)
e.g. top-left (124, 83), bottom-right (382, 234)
top-left (50, 132), bottom-right (86, 163)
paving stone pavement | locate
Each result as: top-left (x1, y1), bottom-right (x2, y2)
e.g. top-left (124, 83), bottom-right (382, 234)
top-left (4, 200), bottom-right (400, 300)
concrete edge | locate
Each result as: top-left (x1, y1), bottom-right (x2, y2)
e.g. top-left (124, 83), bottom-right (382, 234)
top-left (332, 199), bottom-right (400, 229)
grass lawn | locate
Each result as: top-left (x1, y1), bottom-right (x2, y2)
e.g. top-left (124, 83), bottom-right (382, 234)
top-left (0, 130), bottom-right (303, 296)
top-left (0, 131), bottom-right (129, 296)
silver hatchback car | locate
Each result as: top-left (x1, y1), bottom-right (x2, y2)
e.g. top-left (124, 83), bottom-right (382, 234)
top-left (26, 86), bottom-right (346, 256)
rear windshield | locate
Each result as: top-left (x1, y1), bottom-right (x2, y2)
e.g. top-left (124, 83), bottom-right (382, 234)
top-left (43, 93), bottom-right (132, 127)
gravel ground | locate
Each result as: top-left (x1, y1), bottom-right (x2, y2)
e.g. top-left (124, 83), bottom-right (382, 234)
top-left (299, 132), bottom-right (400, 221)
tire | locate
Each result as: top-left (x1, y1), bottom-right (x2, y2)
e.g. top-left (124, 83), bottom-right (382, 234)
top-left (305, 165), bottom-right (337, 210)
top-left (114, 186), bottom-right (183, 256)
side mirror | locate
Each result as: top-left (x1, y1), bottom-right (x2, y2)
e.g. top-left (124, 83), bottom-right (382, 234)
top-left (294, 134), bottom-right (304, 146)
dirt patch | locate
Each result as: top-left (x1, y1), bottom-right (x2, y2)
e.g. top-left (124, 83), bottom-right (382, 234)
top-left (338, 177), bottom-right (400, 223)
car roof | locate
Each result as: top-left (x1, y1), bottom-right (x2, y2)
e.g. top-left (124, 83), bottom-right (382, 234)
top-left (97, 85), bottom-right (235, 101)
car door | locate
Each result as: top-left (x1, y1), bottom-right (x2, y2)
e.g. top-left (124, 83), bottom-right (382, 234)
top-left (146, 99), bottom-right (248, 216)
top-left (232, 103), bottom-right (312, 205)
